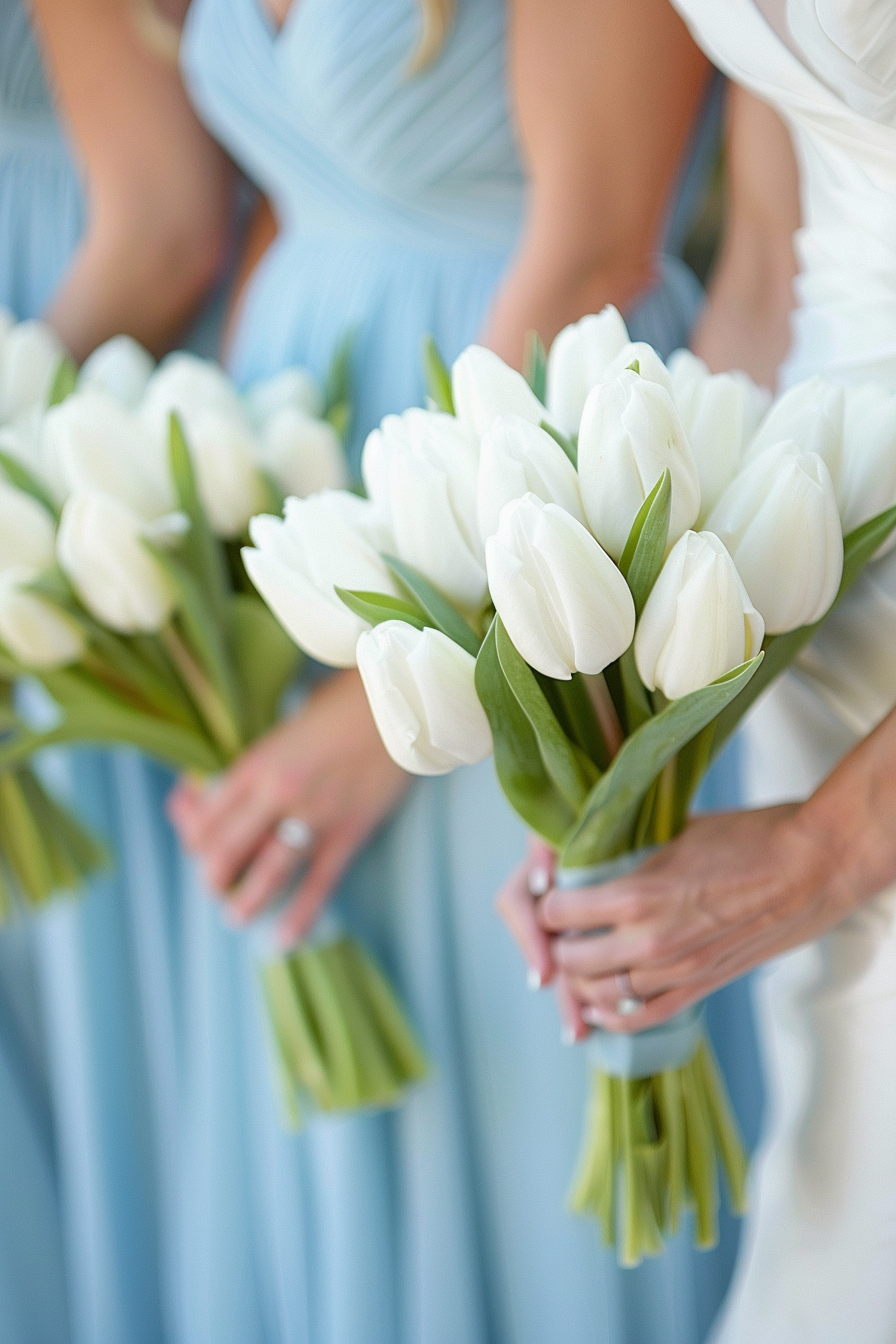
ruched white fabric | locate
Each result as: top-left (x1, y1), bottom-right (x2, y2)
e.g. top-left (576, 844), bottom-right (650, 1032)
top-left (669, 3), bottom-right (896, 1340)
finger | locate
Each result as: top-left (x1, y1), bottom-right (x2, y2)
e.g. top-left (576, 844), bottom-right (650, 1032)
top-left (554, 976), bottom-right (589, 1044)
top-left (538, 875), bottom-right (654, 934)
top-left (495, 859), bottom-right (555, 989)
top-left (526, 834), bottom-right (556, 898)
top-left (567, 978), bottom-right (705, 1034)
top-left (166, 777), bottom-right (203, 829)
top-left (224, 838), bottom-right (307, 925)
top-left (276, 822), bottom-right (363, 947)
top-left (550, 924), bottom-right (657, 980)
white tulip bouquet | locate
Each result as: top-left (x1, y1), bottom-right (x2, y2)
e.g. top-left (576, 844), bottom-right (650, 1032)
top-left (0, 317), bottom-right (426, 1120)
top-left (245, 306), bottom-right (896, 1263)
top-left (0, 311), bottom-right (108, 916)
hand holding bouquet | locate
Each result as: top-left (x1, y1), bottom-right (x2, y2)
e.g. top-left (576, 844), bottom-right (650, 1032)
top-left (246, 307), bottom-right (896, 1261)
top-left (0, 318), bottom-right (426, 1119)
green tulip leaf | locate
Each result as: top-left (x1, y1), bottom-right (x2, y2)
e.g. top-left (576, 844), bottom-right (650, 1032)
top-left (421, 335), bottom-right (455, 415)
top-left (0, 667), bottom-right (223, 774)
top-left (710, 502), bottom-right (896, 760)
top-left (168, 413), bottom-right (231, 624)
top-left (474, 618), bottom-right (576, 846)
top-left (335, 588), bottom-right (429, 633)
top-left (524, 330), bottom-right (548, 404)
top-left (47, 355), bottom-right (78, 408)
top-left (322, 331), bottom-right (355, 438)
top-left (494, 619), bottom-right (599, 811)
top-left (229, 592), bottom-right (302, 741)
top-left (540, 419), bottom-right (577, 468)
top-left (381, 554), bottom-right (481, 655)
top-left (0, 450), bottom-right (59, 518)
top-left (619, 468), bottom-right (671, 614)
top-left (561, 655), bottom-right (763, 867)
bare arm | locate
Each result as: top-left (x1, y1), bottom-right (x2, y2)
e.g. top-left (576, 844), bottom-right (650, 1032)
top-left (483, 0), bottom-right (711, 366)
top-left (691, 85), bottom-right (801, 389)
top-left (32, 0), bottom-right (233, 359)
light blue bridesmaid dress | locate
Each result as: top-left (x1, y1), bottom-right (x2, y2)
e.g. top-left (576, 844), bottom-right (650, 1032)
top-left (0, 5), bottom-right (80, 1340)
top-left (170, 3), bottom-right (763, 1342)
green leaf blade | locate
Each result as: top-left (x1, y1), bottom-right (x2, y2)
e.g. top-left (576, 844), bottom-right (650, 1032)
top-left (474, 619), bottom-right (575, 846)
top-left (335, 588), bottom-right (429, 633)
top-left (619, 469), bottom-right (672, 614)
top-left (421, 336), bottom-right (455, 415)
top-left (561, 655), bottom-right (763, 867)
top-left (381, 555), bottom-right (480, 655)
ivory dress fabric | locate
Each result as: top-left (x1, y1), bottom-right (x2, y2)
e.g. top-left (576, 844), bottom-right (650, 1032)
top-left (669, 2), bottom-right (896, 1340)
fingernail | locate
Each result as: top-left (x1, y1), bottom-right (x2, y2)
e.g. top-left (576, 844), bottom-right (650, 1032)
top-left (526, 967), bottom-right (544, 991)
top-left (561, 1026), bottom-right (577, 1046)
top-left (528, 866), bottom-right (550, 898)
top-left (581, 1006), bottom-right (608, 1027)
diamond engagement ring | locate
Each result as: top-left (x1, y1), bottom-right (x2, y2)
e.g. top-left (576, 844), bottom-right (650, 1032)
top-left (615, 970), bottom-right (645, 1016)
top-left (276, 817), bottom-right (315, 852)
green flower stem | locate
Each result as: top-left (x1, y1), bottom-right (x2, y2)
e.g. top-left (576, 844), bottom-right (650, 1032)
top-left (681, 1052), bottom-right (719, 1249)
top-left (696, 1040), bottom-right (749, 1214)
top-left (161, 623), bottom-right (242, 761)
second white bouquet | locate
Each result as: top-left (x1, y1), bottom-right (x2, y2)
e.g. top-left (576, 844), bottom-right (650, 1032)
top-left (246, 309), bottom-right (896, 1262)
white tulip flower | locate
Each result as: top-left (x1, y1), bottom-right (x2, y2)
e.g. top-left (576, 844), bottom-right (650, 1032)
top-left (0, 481), bottom-right (56, 572)
top-left (477, 414), bottom-right (585, 542)
top-left (635, 531), bottom-right (764, 700)
top-left (57, 492), bottom-right (176, 633)
top-left (578, 369), bottom-right (701, 562)
top-left (140, 352), bottom-right (244, 441)
top-left (545, 307), bottom-right (630, 437)
top-left (707, 441), bottom-right (843, 633)
top-left (0, 320), bottom-right (65, 422)
top-left (746, 376), bottom-right (844, 489)
top-left (179, 408), bottom-right (267, 538)
top-left (243, 491), bottom-right (400, 667)
top-left (43, 389), bottom-right (175, 521)
top-left (451, 345), bottom-right (545, 439)
top-left (245, 366), bottom-right (323, 427)
top-left (362, 407), bottom-right (486, 611)
top-left (486, 494), bottom-right (635, 680)
top-left (839, 383), bottom-right (896, 547)
top-left (79, 336), bottom-right (155, 408)
top-left (668, 349), bottom-right (770, 520)
top-left (356, 621), bottom-right (492, 775)
top-left (0, 566), bottom-right (85, 668)
top-left (257, 406), bottom-right (348, 498)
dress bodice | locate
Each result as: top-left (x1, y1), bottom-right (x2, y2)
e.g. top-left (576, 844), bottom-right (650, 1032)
top-left (181, 0), bottom-right (526, 251)
top-left (673, 0), bottom-right (896, 388)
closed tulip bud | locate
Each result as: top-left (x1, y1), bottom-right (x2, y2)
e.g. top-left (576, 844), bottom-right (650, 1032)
top-left (0, 566), bottom-right (85, 668)
top-left (545, 307), bottom-right (630, 436)
top-left (486, 494), bottom-right (635, 680)
top-left (839, 383), bottom-right (896, 547)
top-left (578, 369), bottom-right (701, 561)
top-left (0, 481), bottom-right (56, 572)
top-left (140, 352), bottom-right (244, 439)
top-left (244, 367), bottom-right (323, 427)
top-left (256, 407), bottom-right (348, 497)
top-left (243, 491), bottom-right (400, 667)
top-left (180, 408), bottom-right (267, 537)
top-left (362, 407), bottom-right (486, 611)
top-left (707, 441), bottom-right (843, 633)
top-left (668, 349), bottom-right (770, 519)
top-left (57, 492), bottom-right (176, 633)
top-left (477, 414), bottom-right (585, 541)
top-left (451, 345), bottom-right (545, 439)
top-left (635, 531), bottom-right (764, 700)
top-left (79, 336), bottom-right (155, 408)
top-left (0, 319), bottom-right (65, 421)
top-left (356, 621), bottom-right (492, 775)
top-left (43, 389), bottom-right (175, 521)
top-left (747, 376), bottom-right (845, 488)
top-left (601, 341), bottom-right (675, 396)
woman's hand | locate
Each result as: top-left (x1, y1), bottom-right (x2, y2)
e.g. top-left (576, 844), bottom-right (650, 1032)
top-left (495, 834), bottom-right (592, 1043)
top-left (167, 670), bottom-right (410, 944)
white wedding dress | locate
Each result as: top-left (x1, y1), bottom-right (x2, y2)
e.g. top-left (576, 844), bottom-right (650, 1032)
top-left (668, 2), bottom-right (896, 1340)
